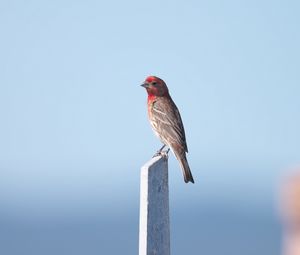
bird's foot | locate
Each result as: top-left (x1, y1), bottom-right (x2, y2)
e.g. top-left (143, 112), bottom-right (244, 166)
top-left (152, 145), bottom-right (165, 158)
top-left (152, 148), bottom-right (170, 158)
top-left (152, 144), bottom-right (166, 158)
top-left (161, 148), bottom-right (170, 158)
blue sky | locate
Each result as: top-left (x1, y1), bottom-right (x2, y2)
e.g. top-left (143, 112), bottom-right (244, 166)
top-left (0, 0), bottom-right (299, 254)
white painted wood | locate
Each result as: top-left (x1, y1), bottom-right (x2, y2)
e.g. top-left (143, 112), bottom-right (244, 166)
top-left (139, 155), bottom-right (170, 255)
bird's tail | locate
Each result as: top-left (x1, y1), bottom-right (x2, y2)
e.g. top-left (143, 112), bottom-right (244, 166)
top-left (177, 154), bottom-right (194, 184)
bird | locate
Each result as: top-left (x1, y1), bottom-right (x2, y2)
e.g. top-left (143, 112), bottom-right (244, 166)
top-left (141, 76), bottom-right (194, 183)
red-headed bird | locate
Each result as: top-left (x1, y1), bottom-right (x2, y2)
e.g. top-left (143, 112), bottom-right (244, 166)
top-left (141, 76), bottom-right (194, 183)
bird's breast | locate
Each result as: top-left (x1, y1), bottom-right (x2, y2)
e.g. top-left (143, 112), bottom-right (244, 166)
top-left (147, 97), bottom-right (156, 116)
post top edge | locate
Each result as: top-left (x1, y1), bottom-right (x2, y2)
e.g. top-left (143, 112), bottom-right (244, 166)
top-left (141, 155), bottom-right (167, 170)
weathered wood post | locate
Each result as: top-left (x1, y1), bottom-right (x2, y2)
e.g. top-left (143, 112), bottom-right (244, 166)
top-left (139, 155), bottom-right (170, 255)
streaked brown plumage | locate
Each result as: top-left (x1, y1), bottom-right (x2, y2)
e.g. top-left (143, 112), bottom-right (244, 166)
top-left (141, 76), bottom-right (194, 183)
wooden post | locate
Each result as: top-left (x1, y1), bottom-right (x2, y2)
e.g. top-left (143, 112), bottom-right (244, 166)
top-left (139, 155), bottom-right (170, 255)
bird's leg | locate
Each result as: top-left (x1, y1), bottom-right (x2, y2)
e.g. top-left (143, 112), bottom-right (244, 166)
top-left (160, 148), bottom-right (170, 158)
top-left (158, 144), bottom-right (166, 153)
top-left (152, 144), bottom-right (166, 158)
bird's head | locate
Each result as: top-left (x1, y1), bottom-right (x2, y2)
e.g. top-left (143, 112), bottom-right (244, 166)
top-left (141, 76), bottom-right (169, 97)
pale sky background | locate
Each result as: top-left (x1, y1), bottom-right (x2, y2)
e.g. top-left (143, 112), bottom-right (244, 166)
top-left (0, 0), bottom-right (299, 254)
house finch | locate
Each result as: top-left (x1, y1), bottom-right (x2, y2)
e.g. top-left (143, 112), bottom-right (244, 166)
top-left (141, 76), bottom-right (194, 183)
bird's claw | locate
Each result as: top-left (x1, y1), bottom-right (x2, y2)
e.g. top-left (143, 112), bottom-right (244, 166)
top-left (161, 148), bottom-right (170, 158)
top-left (152, 148), bottom-right (170, 158)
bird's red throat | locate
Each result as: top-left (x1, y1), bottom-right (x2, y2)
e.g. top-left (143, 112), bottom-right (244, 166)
top-left (147, 94), bottom-right (156, 102)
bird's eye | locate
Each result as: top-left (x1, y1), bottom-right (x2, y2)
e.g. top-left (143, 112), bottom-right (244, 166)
top-left (152, 82), bottom-right (157, 85)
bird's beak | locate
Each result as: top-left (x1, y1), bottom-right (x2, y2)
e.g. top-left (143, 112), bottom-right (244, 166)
top-left (141, 83), bottom-right (149, 88)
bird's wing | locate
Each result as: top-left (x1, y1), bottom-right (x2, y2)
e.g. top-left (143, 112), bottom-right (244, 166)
top-left (151, 97), bottom-right (188, 152)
